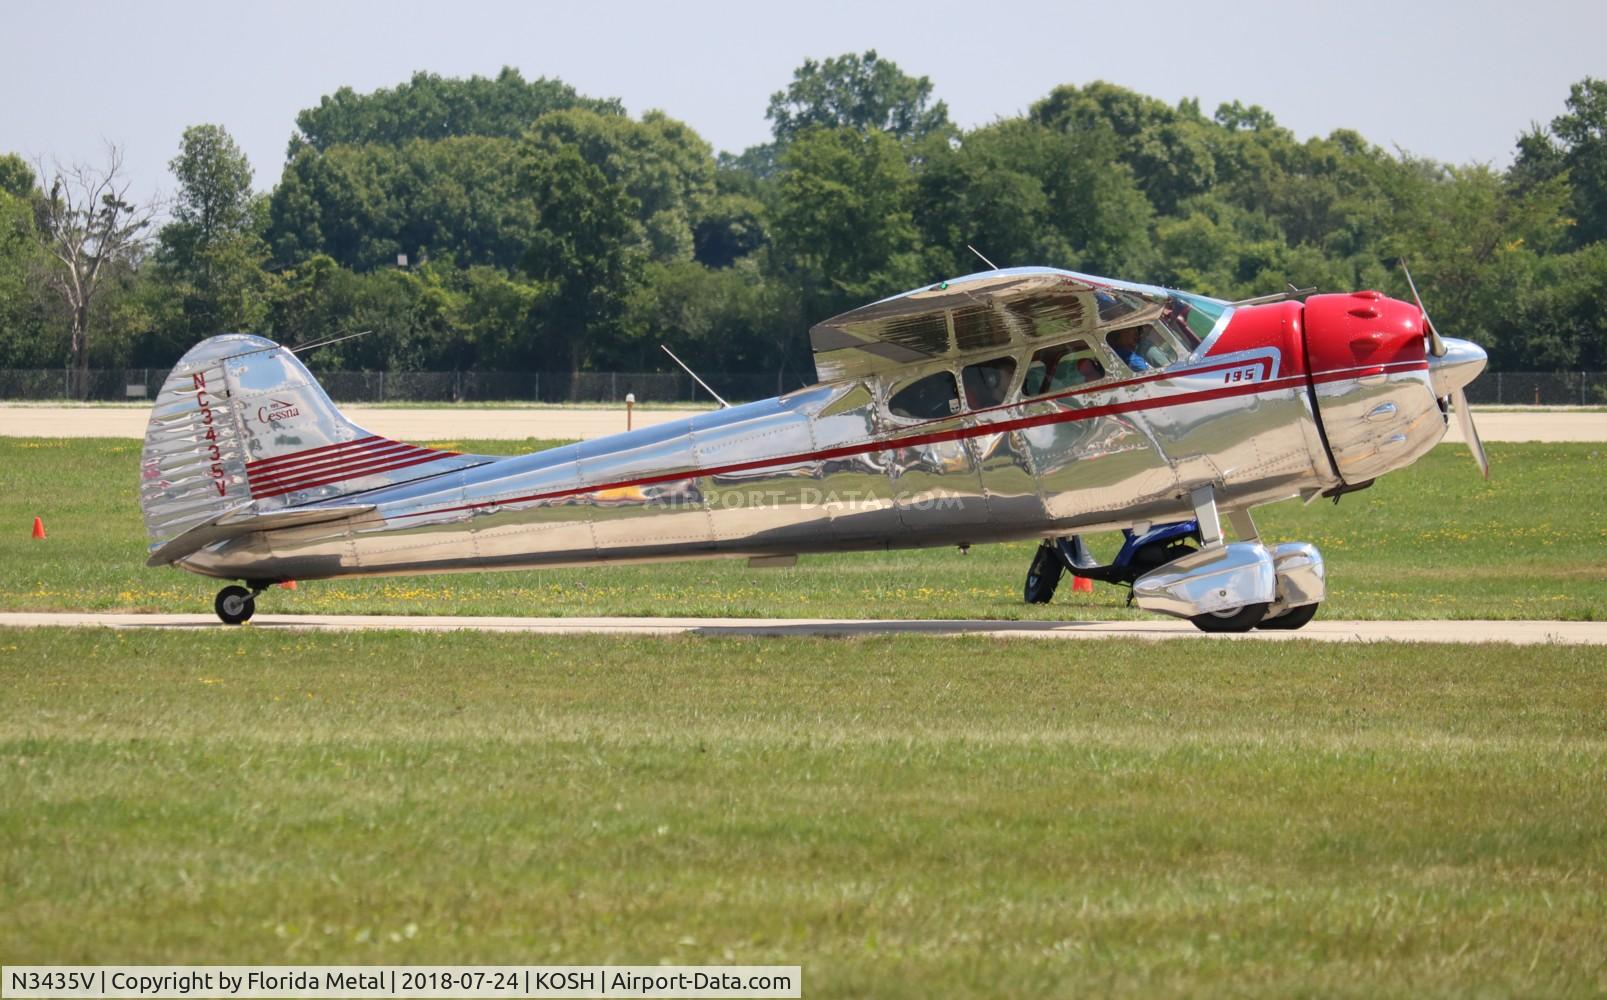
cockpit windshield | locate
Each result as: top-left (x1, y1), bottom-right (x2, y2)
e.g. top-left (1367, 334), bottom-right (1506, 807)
top-left (1157, 292), bottom-right (1226, 350)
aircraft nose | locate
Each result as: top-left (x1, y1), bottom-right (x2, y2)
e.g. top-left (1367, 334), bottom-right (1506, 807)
top-left (1428, 337), bottom-right (1487, 398)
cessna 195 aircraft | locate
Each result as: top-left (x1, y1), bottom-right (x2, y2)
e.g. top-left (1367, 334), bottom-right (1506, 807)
top-left (139, 266), bottom-right (1489, 630)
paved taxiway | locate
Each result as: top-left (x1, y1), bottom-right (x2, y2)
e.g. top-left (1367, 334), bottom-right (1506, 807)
top-left (2, 612), bottom-right (1602, 644)
top-left (3, 405), bottom-right (1605, 442)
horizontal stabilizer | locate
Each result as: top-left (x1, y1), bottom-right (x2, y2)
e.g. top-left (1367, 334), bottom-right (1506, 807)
top-left (145, 503), bottom-right (375, 567)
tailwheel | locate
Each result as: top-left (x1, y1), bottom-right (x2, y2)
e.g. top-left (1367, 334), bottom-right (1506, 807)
top-left (214, 585), bottom-right (256, 626)
top-left (1189, 602), bottom-right (1270, 634)
top-left (1256, 603), bottom-right (1320, 631)
top-left (1023, 543), bottom-right (1064, 604)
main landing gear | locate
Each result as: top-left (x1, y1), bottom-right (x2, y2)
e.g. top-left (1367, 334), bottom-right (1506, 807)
top-left (1190, 603), bottom-right (1274, 633)
top-left (1022, 491), bottom-right (1325, 633)
top-left (213, 581), bottom-right (272, 625)
top-left (1253, 601), bottom-right (1320, 631)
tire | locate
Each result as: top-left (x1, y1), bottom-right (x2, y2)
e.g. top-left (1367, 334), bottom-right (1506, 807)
top-left (1256, 603), bottom-right (1319, 631)
top-left (1023, 544), bottom-right (1065, 604)
top-left (1190, 602), bottom-right (1270, 633)
top-left (214, 585), bottom-right (255, 626)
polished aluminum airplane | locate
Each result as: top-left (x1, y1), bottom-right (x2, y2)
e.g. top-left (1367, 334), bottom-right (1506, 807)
top-left (139, 266), bottom-right (1488, 629)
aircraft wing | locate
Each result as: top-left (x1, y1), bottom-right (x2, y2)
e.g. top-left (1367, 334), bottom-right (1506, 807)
top-left (809, 267), bottom-right (1130, 382)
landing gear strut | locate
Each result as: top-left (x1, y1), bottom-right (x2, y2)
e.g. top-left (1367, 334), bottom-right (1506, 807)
top-left (1180, 495), bottom-right (1268, 634)
top-left (214, 582), bottom-right (267, 625)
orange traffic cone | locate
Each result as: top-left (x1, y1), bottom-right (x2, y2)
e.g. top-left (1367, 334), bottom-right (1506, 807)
top-left (1072, 575), bottom-right (1094, 593)
top-left (30, 517), bottom-right (46, 540)
top-left (282, 579), bottom-right (298, 590)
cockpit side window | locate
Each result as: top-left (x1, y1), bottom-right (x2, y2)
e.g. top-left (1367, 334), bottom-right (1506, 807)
top-left (887, 370), bottom-right (961, 420)
top-left (1107, 324), bottom-right (1182, 372)
top-left (960, 356), bottom-right (1017, 410)
top-left (1138, 325), bottom-right (1182, 368)
top-left (1023, 340), bottom-right (1106, 397)
top-left (1105, 327), bottom-right (1182, 374)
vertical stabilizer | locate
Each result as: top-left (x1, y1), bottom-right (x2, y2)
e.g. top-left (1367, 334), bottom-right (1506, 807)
top-left (139, 334), bottom-right (488, 558)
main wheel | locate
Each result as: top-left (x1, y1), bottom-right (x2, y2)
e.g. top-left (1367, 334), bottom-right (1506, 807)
top-left (1023, 544), bottom-right (1065, 604)
top-left (1256, 603), bottom-right (1320, 631)
top-left (214, 585), bottom-right (256, 626)
top-left (1189, 602), bottom-right (1270, 633)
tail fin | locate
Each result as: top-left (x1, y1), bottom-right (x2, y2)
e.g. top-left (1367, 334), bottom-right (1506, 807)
top-left (139, 334), bottom-right (487, 559)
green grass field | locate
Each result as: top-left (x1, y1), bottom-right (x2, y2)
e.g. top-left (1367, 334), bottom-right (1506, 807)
top-left (0, 438), bottom-right (1602, 620)
top-left (3, 438), bottom-right (1606, 994)
top-left (3, 628), bottom-right (1605, 996)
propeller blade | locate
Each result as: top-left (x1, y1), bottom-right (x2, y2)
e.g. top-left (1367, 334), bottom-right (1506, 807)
top-left (1401, 261), bottom-right (1448, 358)
top-left (1452, 387), bottom-right (1489, 480)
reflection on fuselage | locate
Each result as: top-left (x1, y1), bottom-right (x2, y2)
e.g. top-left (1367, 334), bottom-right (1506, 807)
top-left (179, 356), bottom-right (1388, 582)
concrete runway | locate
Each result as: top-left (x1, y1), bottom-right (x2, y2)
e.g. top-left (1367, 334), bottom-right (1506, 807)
top-left (2, 612), bottom-right (1602, 645)
top-left (2, 404), bottom-right (1604, 442)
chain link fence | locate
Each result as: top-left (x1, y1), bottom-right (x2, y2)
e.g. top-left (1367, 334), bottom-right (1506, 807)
top-left (0, 369), bottom-right (796, 404)
top-left (1461, 372), bottom-right (1607, 406)
top-left (3, 369), bottom-right (1604, 406)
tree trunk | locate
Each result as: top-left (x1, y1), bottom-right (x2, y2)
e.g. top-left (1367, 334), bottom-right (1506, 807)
top-left (567, 338), bottom-right (582, 402)
top-left (71, 304), bottom-right (90, 401)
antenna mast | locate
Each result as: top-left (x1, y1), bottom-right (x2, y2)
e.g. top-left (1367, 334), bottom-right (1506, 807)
top-left (660, 345), bottom-right (730, 408)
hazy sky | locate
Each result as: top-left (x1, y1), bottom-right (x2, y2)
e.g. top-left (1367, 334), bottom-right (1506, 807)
top-left (3, 0), bottom-right (1602, 203)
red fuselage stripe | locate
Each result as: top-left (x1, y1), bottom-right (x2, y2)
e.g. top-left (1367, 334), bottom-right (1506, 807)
top-left (380, 360), bottom-right (1428, 522)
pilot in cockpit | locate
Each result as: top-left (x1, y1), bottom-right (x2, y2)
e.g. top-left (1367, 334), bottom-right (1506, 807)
top-left (1110, 327), bottom-right (1150, 371)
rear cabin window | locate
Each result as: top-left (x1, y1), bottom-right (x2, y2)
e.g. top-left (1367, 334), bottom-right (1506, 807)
top-left (887, 370), bottom-right (961, 420)
top-left (961, 356), bottom-right (1017, 410)
top-left (1023, 340), bottom-right (1106, 397)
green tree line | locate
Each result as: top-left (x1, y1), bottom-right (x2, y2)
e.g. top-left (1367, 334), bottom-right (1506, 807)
top-left (3, 58), bottom-right (1605, 395)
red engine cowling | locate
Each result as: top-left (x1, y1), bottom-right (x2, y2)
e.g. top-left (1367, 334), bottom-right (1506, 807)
top-left (1300, 291), bottom-right (1442, 484)
top-left (1303, 291), bottom-right (1426, 378)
